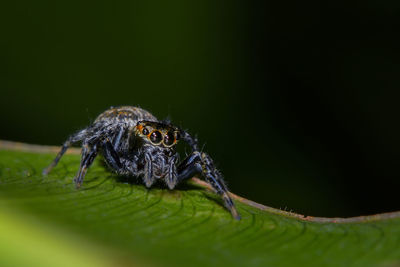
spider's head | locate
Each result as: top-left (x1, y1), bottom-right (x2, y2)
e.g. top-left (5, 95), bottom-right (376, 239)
top-left (135, 121), bottom-right (180, 148)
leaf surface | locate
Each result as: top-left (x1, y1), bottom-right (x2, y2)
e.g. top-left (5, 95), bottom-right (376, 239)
top-left (0, 142), bottom-right (400, 267)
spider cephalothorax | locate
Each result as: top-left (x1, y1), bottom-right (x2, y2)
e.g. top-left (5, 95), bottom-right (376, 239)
top-left (134, 121), bottom-right (181, 188)
top-left (43, 106), bottom-right (240, 220)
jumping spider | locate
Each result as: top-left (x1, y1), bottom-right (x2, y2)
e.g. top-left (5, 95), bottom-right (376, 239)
top-left (43, 106), bottom-right (240, 220)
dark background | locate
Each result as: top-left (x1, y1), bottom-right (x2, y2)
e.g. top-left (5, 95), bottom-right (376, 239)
top-left (1, 1), bottom-right (400, 217)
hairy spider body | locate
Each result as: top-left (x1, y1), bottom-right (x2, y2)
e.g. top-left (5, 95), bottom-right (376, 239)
top-left (43, 106), bottom-right (240, 220)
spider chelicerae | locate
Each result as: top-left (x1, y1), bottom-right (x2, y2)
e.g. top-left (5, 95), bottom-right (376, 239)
top-left (43, 106), bottom-right (240, 220)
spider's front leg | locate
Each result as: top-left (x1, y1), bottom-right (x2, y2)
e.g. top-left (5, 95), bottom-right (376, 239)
top-left (177, 151), bottom-right (241, 220)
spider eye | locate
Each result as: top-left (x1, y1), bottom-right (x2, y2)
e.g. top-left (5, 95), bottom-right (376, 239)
top-left (142, 127), bottom-right (149, 135)
top-left (150, 131), bottom-right (162, 144)
top-left (164, 131), bottom-right (175, 146)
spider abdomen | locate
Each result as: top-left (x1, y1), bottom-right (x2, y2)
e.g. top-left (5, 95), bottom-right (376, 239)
top-left (95, 106), bottom-right (157, 127)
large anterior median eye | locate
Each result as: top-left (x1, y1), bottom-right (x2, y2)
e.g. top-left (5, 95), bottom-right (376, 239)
top-left (164, 131), bottom-right (175, 146)
top-left (150, 130), bottom-right (162, 144)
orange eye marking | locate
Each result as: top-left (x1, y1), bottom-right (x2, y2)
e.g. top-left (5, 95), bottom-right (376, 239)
top-left (137, 124), bottom-right (143, 132)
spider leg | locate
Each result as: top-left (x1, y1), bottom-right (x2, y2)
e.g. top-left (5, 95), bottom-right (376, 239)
top-left (179, 129), bottom-right (199, 151)
top-left (200, 152), bottom-right (241, 220)
top-left (112, 126), bottom-right (124, 151)
top-left (74, 141), bottom-right (98, 188)
top-left (102, 138), bottom-right (122, 170)
top-left (176, 152), bottom-right (202, 182)
top-left (176, 151), bottom-right (241, 220)
top-left (42, 129), bottom-right (87, 175)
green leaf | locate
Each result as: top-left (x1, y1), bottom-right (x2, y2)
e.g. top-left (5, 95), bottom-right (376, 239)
top-left (1, 141), bottom-right (400, 267)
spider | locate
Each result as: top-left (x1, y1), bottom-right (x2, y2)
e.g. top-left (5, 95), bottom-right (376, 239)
top-left (43, 106), bottom-right (240, 220)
